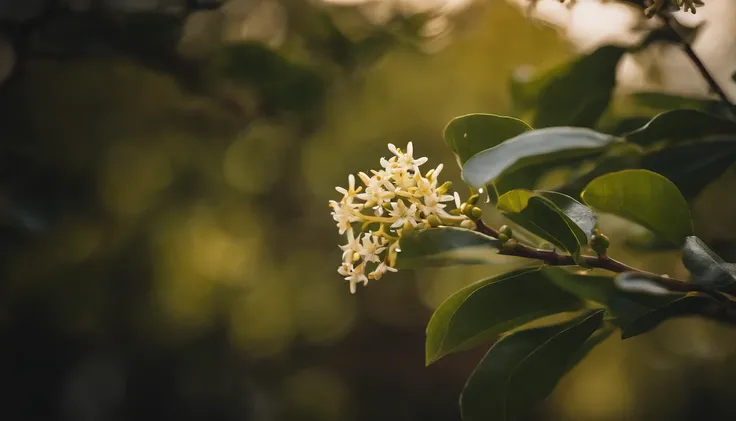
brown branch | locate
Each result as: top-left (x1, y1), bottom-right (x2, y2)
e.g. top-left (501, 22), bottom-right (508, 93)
top-left (474, 219), bottom-right (724, 297)
top-left (660, 14), bottom-right (736, 116)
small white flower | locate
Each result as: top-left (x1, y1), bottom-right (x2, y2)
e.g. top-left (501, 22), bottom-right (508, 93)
top-left (420, 194), bottom-right (449, 217)
top-left (338, 261), bottom-right (354, 277)
top-left (339, 229), bottom-right (362, 262)
top-left (358, 170), bottom-right (392, 189)
top-left (358, 233), bottom-right (386, 263)
top-left (391, 169), bottom-right (415, 191)
top-left (412, 173), bottom-right (435, 198)
top-left (389, 199), bottom-right (418, 229)
top-left (342, 262), bottom-right (368, 294)
top-left (429, 163), bottom-right (444, 180)
top-left (387, 142), bottom-right (428, 174)
top-left (335, 174), bottom-right (362, 204)
top-left (369, 261), bottom-right (398, 280)
top-left (380, 156), bottom-right (398, 173)
top-left (330, 200), bottom-right (361, 235)
top-left (356, 172), bottom-right (395, 208)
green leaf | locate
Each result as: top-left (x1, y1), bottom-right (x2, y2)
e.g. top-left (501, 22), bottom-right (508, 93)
top-left (533, 46), bottom-right (625, 128)
top-left (425, 267), bottom-right (583, 365)
top-left (601, 116), bottom-right (658, 137)
top-left (395, 227), bottom-right (502, 269)
top-left (682, 236), bottom-right (736, 289)
top-left (641, 137), bottom-right (736, 200)
top-left (621, 294), bottom-right (720, 339)
top-left (491, 155), bottom-right (594, 203)
top-left (444, 114), bottom-right (532, 165)
top-left (537, 191), bottom-right (598, 243)
top-left (460, 309), bottom-right (605, 421)
top-left (497, 190), bottom-right (584, 254)
top-left (624, 109), bottom-right (736, 146)
top-left (630, 92), bottom-right (733, 120)
top-left (490, 165), bottom-right (550, 203)
top-left (623, 230), bottom-right (680, 252)
top-left (543, 267), bottom-right (674, 325)
top-left (567, 325), bottom-right (615, 369)
top-left (581, 169), bottom-right (693, 245)
top-left (615, 272), bottom-right (681, 296)
top-left (462, 127), bottom-right (619, 190)
top-left (509, 64), bottom-right (565, 115)
top-left (556, 142), bottom-right (645, 198)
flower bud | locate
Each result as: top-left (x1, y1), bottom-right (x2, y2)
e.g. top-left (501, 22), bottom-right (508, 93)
top-left (438, 181), bottom-right (453, 194)
top-left (467, 194), bottom-right (480, 205)
top-left (460, 219), bottom-right (476, 230)
top-left (498, 233), bottom-right (509, 243)
top-left (499, 225), bottom-right (513, 238)
top-left (502, 238), bottom-right (518, 251)
top-left (470, 206), bottom-right (482, 219)
top-left (402, 220), bottom-right (415, 234)
top-left (590, 232), bottom-right (610, 256)
top-left (460, 203), bottom-right (469, 216)
top-left (427, 215), bottom-right (441, 228)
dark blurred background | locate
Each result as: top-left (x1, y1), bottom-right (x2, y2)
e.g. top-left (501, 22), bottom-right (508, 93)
top-left (1, 0), bottom-right (736, 420)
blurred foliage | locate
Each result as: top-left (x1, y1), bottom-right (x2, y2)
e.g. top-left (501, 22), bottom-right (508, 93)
top-left (0, 0), bottom-right (735, 420)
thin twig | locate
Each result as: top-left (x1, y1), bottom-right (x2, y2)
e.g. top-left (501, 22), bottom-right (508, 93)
top-left (660, 14), bottom-right (736, 116)
top-left (474, 219), bottom-right (721, 296)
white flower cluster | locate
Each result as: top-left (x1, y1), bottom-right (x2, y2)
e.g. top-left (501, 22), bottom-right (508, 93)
top-left (330, 142), bottom-right (474, 293)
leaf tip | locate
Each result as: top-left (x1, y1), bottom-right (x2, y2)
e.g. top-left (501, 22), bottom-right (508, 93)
top-left (425, 350), bottom-right (442, 366)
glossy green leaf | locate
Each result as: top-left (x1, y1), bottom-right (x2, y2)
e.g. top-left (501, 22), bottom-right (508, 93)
top-left (460, 309), bottom-right (605, 421)
top-left (625, 109), bottom-right (736, 146)
top-left (395, 227), bottom-right (501, 269)
top-left (542, 267), bottom-right (675, 325)
top-left (497, 190), bottom-right (583, 254)
top-left (682, 236), bottom-right (736, 289)
top-left (537, 191), bottom-right (598, 243)
top-left (621, 294), bottom-right (721, 339)
top-left (490, 165), bottom-right (550, 203)
top-left (491, 155), bottom-right (592, 203)
top-left (601, 116), bottom-right (658, 137)
top-left (444, 114), bottom-right (532, 165)
top-left (533, 46), bottom-right (625, 128)
top-left (425, 267), bottom-right (583, 365)
top-left (581, 169), bottom-right (693, 245)
top-left (556, 142), bottom-right (645, 198)
top-left (642, 138), bottom-right (736, 200)
top-left (463, 127), bottom-right (619, 190)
